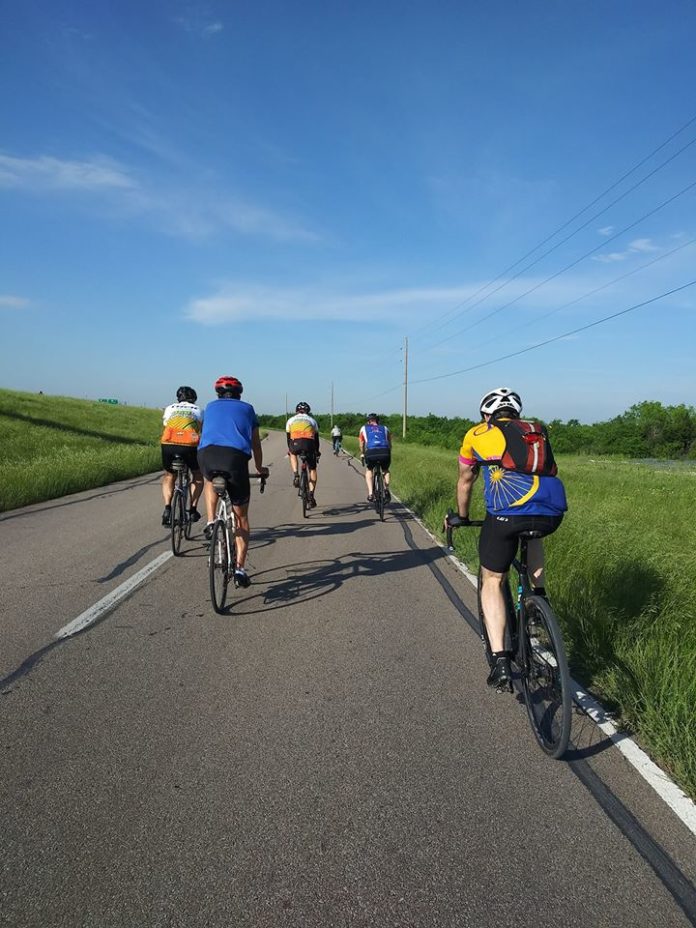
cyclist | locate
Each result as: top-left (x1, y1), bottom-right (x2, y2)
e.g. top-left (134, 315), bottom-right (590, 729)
top-left (197, 376), bottom-right (269, 589)
top-left (331, 423), bottom-right (343, 455)
top-left (359, 413), bottom-right (391, 502)
top-left (285, 402), bottom-right (320, 508)
top-left (445, 387), bottom-right (567, 689)
top-left (160, 386), bottom-right (204, 527)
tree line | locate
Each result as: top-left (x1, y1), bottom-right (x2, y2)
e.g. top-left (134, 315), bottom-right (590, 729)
top-left (259, 401), bottom-right (696, 459)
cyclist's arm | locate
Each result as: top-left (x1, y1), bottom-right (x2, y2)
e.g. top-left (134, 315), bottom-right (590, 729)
top-left (251, 427), bottom-right (266, 473)
top-left (456, 459), bottom-right (478, 519)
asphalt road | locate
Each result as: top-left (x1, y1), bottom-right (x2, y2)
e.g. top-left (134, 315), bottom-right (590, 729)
top-left (1, 432), bottom-right (695, 927)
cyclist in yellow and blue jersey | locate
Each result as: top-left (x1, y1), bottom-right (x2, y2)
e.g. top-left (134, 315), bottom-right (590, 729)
top-left (446, 387), bottom-right (567, 689)
top-left (160, 386), bottom-right (204, 527)
top-left (286, 402), bottom-right (320, 508)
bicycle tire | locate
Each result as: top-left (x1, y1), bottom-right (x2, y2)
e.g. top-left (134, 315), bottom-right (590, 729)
top-left (171, 488), bottom-right (185, 556)
top-left (476, 567), bottom-right (516, 667)
top-left (520, 595), bottom-right (572, 759)
top-left (300, 468), bottom-right (309, 518)
top-left (209, 519), bottom-right (230, 613)
top-left (183, 475), bottom-right (193, 540)
top-left (374, 467), bottom-right (385, 521)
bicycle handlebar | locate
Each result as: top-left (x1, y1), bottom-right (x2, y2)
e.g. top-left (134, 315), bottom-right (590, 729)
top-left (250, 473), bottom-right (268, 494)
top-left (444, 508), bottom-right (484, 551)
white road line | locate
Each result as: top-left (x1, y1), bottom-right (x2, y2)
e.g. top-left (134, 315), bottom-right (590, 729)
top-left (400, 498), bottom-right (696, 838)
top-left (55, 551), bottom-right (173, 640)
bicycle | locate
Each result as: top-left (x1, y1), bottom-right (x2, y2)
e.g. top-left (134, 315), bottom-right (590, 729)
top-left (446, 512), bottom-right (572, 759)
top-left (332, 437), bottom-right (343, 456)
top-left (362, 455), bottom-right (387, 522)
top-left (295, 452), bottom-right (313, 518)
top-left (208, 470), bottom-right (267, 614)
top-left (170, 455), bottom-right (194, 556)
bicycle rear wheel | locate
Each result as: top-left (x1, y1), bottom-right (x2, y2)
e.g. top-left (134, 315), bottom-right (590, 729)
top-left (183, 477), bottom-right (193, 540)
top-left (374, 467), bottom-right (385, 521)
top-left (209, 520), bottom-right (230, 613)
top-left (300, 470), bottom-right (309, 518)
top-left (520, 595), bottom-right (572, 758)
top-left (171, 489), bottom-right (185, 556)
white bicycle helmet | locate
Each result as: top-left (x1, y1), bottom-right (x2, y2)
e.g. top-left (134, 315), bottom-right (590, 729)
top-left (479, 386), bottom-right (522, 417)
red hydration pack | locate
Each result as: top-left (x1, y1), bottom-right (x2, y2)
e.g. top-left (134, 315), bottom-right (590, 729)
top-left (495, 418), bottom-right (558, 476)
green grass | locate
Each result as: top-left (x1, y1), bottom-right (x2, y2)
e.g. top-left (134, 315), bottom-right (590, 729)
top-left (0, 389), bottom-right (162, 511)
top-left (344, 437), bottom-right (696, 799)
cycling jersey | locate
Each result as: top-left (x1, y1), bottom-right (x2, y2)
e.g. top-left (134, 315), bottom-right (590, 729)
top-left (199, 398), bottom-right (259, 458)
top-left (459, 420), bottom-right (567, 517)
top-left (286, 414), bottom-right (319, 443)
top-left (359, 423), bottom-right (390, 450)
top-left (161, 402), bottom-right (203, 446)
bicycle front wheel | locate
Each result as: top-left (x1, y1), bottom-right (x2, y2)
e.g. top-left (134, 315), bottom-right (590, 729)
top-left (520, 595), bottom-right (572, 759)
top-left (209, 520), bottom-right (230, 613)
top-left (184, 479), bottom-right (193, 540)
top-left (171, 489), bottom-right (185, 556)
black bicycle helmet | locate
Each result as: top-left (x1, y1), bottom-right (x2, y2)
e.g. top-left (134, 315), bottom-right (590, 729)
top-left (296, 402), bottom-right (311, 414)
top-left (367, 412), bottom-right (380, 422)
top-left (176, 386), bottom-right (197, 403)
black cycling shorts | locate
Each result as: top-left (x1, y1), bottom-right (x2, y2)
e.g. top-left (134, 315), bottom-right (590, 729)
top-left (364, 449), bottom-right (391, 472)
top-left (478, 512), bottom-right (564, 574)
top-left (161, 444), bottom-right (200, 474)
top-left (198, 446), bottom-right (251, 506)
top-left (288, 438), bottom-right (318, 469)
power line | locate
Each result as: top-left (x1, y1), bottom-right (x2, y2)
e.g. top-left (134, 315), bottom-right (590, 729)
top-left (410, 112), bottom-right (696, 339)
top-left (468, 236), bottom-right (696, 355)
top-left (424, 177), bottom-right (696, 349)
top-left (409, 279), bottom-right (696, 386)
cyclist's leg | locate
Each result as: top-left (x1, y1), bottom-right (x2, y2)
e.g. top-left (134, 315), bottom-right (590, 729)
top-left (160, 446), bottom-right (178, 523)
top-left (478, 516), bottom-right (519, 653)
top-left (232, 502), bottom-right (250, 568)
top-left (525, 515), bottom-right (563, 593)
top-left (227, 453), bottom-right (252, 574)
top-left (364, 455), bottom-right (375, 498)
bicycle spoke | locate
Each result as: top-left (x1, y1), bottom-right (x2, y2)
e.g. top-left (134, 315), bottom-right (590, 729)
top-left (521, 596), bottom-right (572, 758)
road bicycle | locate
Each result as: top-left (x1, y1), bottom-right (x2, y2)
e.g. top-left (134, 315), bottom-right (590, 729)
top-left (332, 437), bottom-right (343, 455)
top-left (170, 455), bottom-right (194, 556)
top-left (208, 471), bottom-right (267, 613)
top-left (362, 455), bottom-right (388, 522)
top-left (372, 461), bottom-right (387, 522)
top-left (295, 452), bottom-right (314, 518)
top-left (446, 512), bottom-right (572, 759)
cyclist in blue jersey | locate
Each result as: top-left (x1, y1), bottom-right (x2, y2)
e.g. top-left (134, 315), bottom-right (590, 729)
top-left (359, 413), bottom-right (392, 503)
top-left (198, 375), bottom-right (268, 588)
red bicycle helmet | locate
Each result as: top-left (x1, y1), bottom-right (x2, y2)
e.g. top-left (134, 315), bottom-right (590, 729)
top-left (215, 375), bottom-right (243, 397)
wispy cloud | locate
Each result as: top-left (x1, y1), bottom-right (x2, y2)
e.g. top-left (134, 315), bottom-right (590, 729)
top-left (0, 153), bottom-right (135, 191)
top-left (593, 237), bottom-right (662, 263)
top-left (0, 150), bottom-right (318, 243)
top-left (598, 225), bottom-right (614, 236)
top-left (0, 294), bottom-right (30, 309)
top-left (174, 4), bottom-right (224, 37)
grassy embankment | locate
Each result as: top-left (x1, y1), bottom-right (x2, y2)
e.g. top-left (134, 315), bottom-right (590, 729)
top-left (0, 389), bottom-right (162, 511)
top-left (343, 436), bottom-right (696, 800)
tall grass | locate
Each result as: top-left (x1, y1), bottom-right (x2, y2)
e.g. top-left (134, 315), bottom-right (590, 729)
top-left (0, 389), bottom-right (161, 511)
top-left (343, 437), bottom-right (696, 799)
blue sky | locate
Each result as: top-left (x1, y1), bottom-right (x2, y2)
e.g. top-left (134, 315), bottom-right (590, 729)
top-left (2, 0), bottom-right (695, 422)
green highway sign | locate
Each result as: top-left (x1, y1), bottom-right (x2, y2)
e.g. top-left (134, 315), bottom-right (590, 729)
top-left (98, 398), bottom-right (119, 404)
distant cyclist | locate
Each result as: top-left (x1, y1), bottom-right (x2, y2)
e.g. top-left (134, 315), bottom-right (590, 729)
top-left (197, 376), bottom-right (268, 589)
top-left (359, 413), bottom-right (391, 503)
top-left (331, 423), bottom-right (343, 455)
top-left (160, 386), bottom-right (203, 527)
top-left (286, 402), bottom-right (320, 508)
top-left (444, 387), bottom-right (567, 689)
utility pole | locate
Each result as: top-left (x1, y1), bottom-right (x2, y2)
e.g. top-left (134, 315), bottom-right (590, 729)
top-left (402, 336), bottom-right (408, 439)
top-left (285, 392), bottom-right (288, 418)
top-left (331, 381), bottom-right (334, 427)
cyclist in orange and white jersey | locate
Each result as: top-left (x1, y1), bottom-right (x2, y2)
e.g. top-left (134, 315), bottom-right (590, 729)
top-left (160, 386), bottom-right (204, 526)
top-left (285, 402), bottom-right (320, 508)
